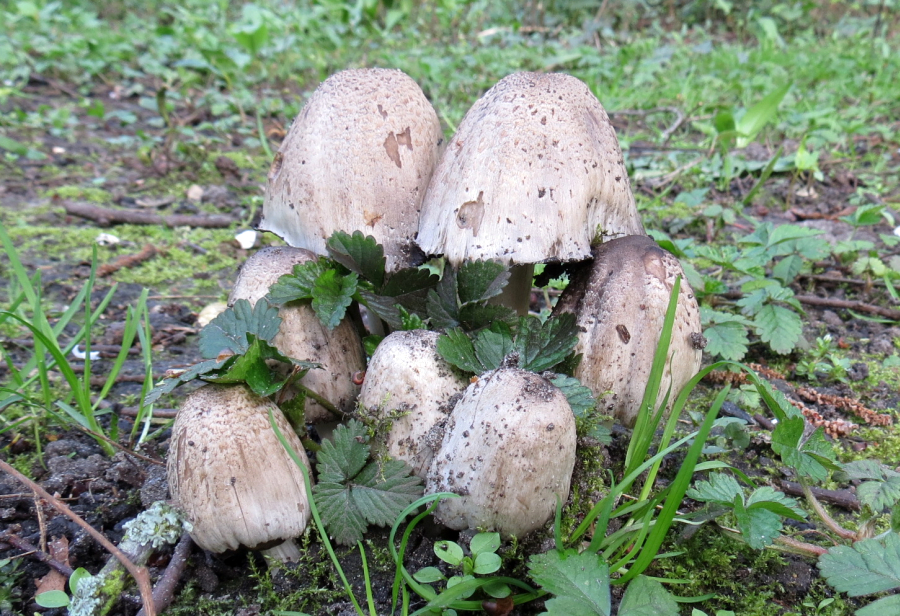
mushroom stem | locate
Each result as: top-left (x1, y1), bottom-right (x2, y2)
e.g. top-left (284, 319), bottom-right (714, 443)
top-left (261, 539), bottom-right (302, 564)
top-left (489, 263), bottom-right (534, 316)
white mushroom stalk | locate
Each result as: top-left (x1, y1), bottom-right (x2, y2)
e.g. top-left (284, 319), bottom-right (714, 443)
top-left (229, 245), bottom-right (365, 422)
top-left (167, 384), bottom-right (313, 563)
top-left (260, 68), bottom-right (444, 273)
top-left (553, 235), bottom-right (705, 428)
top-left (426, 367), bottom-right (577, 538)
top-left (358, 330), bottom-right (468, 479)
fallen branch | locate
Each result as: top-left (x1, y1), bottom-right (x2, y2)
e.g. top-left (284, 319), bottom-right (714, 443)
top-left (0, 458), bottom-right (157, 616)
top-left (98, 245), bottom-right (158, 277)
top-left (794, 295), bottom-right (900, 321)
top-left (63, 202), bottom-right (234, 228)
top-left (135, 532), bottom-right (193, 616)
top-left (780, 481), bottom-right (860, 512)
top-left (0, 530), bottom-right (75, 577)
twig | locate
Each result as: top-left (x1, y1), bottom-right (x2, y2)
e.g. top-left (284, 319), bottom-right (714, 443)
top-left (98, 245), bottom-right (159, 277)
top-left (119, 407), bottom-right (178, 420)
top-left (794, 295), bottom-right (900, 321)
top-left (0, 458), bottom-right (157, 616)
top-left (135, 532), bottom-right (193, 616)
top-left (780, 481), bottom-right (860, 512)
top-left (35, 492), bottom-right (48, 553)
top-left (62, 423), bottom-right (166, 466)
top-left (0, 531), bottom-right (75, 577)
top-left (63, 202), bottom-right (234, 228)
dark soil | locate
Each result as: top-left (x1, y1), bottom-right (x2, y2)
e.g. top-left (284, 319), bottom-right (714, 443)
top-left (1, 83), bottom-right (898, 616)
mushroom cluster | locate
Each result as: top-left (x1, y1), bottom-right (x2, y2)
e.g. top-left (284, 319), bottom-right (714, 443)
top-left (169, 68), bottom-right (705, 552)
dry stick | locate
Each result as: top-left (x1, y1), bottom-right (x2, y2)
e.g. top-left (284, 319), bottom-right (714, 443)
top-left (62, 423), bottom-right (166, 467)
top-left (98, 244), bottom-right (159, 277)
top-left (0, 459), bottom-right (156, 616)
top-left (780, 481), bottom-right (860, 512)
top-left (63, 202), bottom-right (234, 228)
top-left (0, 532), bottom-right (75, 577)
top-left (794, 295), bottom-right (900, 321)
top-left (135, 532), bottom-right (193, 616)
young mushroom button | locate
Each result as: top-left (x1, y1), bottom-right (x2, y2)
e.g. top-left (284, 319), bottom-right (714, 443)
top-left (416, 71), bottom-right (645, 313)
top-left (260, 68), bottom-right (444, 273)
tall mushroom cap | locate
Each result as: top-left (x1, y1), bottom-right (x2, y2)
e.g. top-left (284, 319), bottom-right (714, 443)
top-left (260, 68), bottom-right (444, 272)
top-left (416, 71), bottom-right (644, 267)
top-left (229, 246), bottom-right (366, 422)
top-left (426, 367), bottom-right (576, 538)
top-left (167, 384), bottom-right (312, 561)
top-left (358, 330), bottom-right (468, 479)
top-left (553, 235), bottom-right (705, 428)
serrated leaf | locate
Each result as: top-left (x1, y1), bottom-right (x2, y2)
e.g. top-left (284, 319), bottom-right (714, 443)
top-left (857, 476), bottom-right (900, 514)
top-left (203, 336), bottom-right (291, 396)
top-left (458, 303), bottom-right (517, 331)
top-left (772, 421), bottom-right (837, 482)
top-left (733, 498), bottom-right (783, 549)
top-left (457, 260), bottom-right (509, 305)
top-left (426, 267), bottom-right (460, 329)
top-left (380, 267), bottom-right (439, 297)
top-left (358, 289), bottom-right (403, 330)
top-left (858, 594), bottom-right (900, 616)
top-left (754, 304), bottom-right (802, 354)
top-left (145, 357), bottom-right (229, 404)
top-left (618, 576), bottom-right (679, 616)
top-left (267, 259), bottom-right (331, 304)
top-left (399, 307), bottom-right (426, 331)
top-left (313, 420), bottom-right (423, 545)
top-left (754, 378), bottom-right (801, 422)
top-left (840, 460), bottom-right (896, 482)
top-left (472, 324), bottom-right (515, 371)
top-left (311, 270), bottom-right (357, 329)
top-left (199, 298), bottom-right (282, 358)
top-left (516, 314), bottom-right (579, 373)
top-left (746, 486), bottom-right (806, 521)
top-left (772, 255), bottom-right (804, 284)
top-left (687, 473), bottom-right (743, 505)
top-left (701, 322), bottom-right (749, 361)
top-left (819, 533), bottom-right (900, 597)
top-left (548, 374), bottom-right (596, 417)
top-left (326, 231), bottom-right (385, 288)
top-left (528, 549), bottom-right (610, 616)
top-left (437, 328), bottom-right (484, 374)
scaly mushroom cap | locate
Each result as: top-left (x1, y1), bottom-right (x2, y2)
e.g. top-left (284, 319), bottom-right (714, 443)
top-left (168, 384), bottom-right (312, 557)
top-left (229, 246), bottom-right (365, 422)
top-left (553, 235), bottom-right (705, 428)
top-left (260, 68), bottom-right (444, 272)
top-left (426, 368), bottom-right (576, 538)
top-left (416, 71), bottom-right (644, 267)
top-left (358, 330), bottom-right (468, 479)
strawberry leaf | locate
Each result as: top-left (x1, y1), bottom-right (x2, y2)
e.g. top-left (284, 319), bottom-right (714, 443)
top-left (198, 298), bottom-right (281, 358)
top-left (326, 230), bottom-right (385, 288)
top-left (528, 549), bottom-right (611, 616)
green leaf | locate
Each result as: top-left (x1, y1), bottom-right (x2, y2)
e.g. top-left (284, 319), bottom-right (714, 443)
top-left (772, 255), bottom-right (804, 284)
top-left (819, 533), bottom-right (900, 597)
top-left (457, 260), bottom-right (509, 305)
top-left (470, 532), bottom-right (501, 556)
top-left (413, 567), bottom-right (445, 583)
top-left (772, 420), bottom-right (837, 482)
top-left (754, 304), bottom-right (801, 354)
top-left (839, 460), bottom-right (896, 482)
top-left (618, 576), bottom-right (679, 616)
top-left (733, 496), bottom-right (783, 549)
top-left (702, 321), bottom-right (749, 361)
top-left (858, 594), bottom-right (900, 616)
top-left (203, 336), bottom-right (317, 397)
top-left (528, 549), bottom-right (610, 616)
top-left (436, 328), bottom-right (484, 374)
top-left (380, 267), bottom-right (439, 297)
top-left (426, 267), bottom-right (460, 329)
top-left (267, 259), bottom-right (331, 304)
top-left (312, 420), bottom-right (423, 545)
top-left (472, 323), bottom-right (515, 371)
top-left (311, 269), bottom-right (357, 329)
top-left (515, 313), bottom-right (579, 372)
top-left (144, 357), bottom-right (229, 404)
top-left (199, 298), bottom-right (282, 358)
top-left (746, 487), bottom-right (806, 521)
top-left (458, 303), bottom-right (517, 331)
top-left (687, 473), bottom-right (743, 505)
top-left (326, 231), bottom-right (386, 288)
top-left (548, 374), bottom-right (596, 417)
top-left (357, 289), bottom-right (403, 330)
top-left (857, 476), bottom-right (900, 514)
top-left (435, 540), bottom-right (464, 566)
top-left (0, 134), bottom-right (46, 159)
top-left (735, 83), bottom-right (791, 148)
top-left (473, 552), bottom-right (502, 575)
top-left (35, 590), bottom-right (70, 608)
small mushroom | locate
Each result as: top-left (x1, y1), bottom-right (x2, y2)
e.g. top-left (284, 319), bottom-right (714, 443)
top-left (229, 246), bottom-right (366, 422)
top-left (426, 367), bottom-right (576, 538)
top-left (167, 384), bottom-right (312, 563)
top-left (553, 235), bottom-right (704, 428)
top-left (416, 72), bottom-right (644, 313)
top-left (358, 330), bottom-right (468, 479)
top-left (260, 68), bottom-right (444, 272)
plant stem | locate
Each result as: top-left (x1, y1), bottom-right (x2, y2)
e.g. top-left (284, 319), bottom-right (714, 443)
top-left (297, 384), bottom-right (344, 419)
top-left (801, 482), bottom-right (857, 541)
top-left (773, 535), bottom-right (828, 557)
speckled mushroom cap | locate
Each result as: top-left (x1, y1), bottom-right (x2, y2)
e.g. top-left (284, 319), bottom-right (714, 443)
top-left (259, 68), bottom-right (444, 272)
top-left (416, 71), bottom-right (644, 266)
top-left (167, 384), bottom-right (312, 558)
top-left (229, 246), bottom-right (366, 422)
top-left (426, 367), bottom-right (576, 538)
top-left (358, 330), bottom-right (468, 479)
top-left (553, 235), bottom-right (705, 428)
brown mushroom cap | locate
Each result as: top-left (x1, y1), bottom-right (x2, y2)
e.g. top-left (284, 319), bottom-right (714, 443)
top-left (167, 384), bottom-right (312, 560)
top-left (229, 246), bottom-right (366, 422)
top-left (426, 367), bottom-right (576, 538)
top-left (358, 330), bottom-right (468, 478)
top-left (260, 68), bottom-right (444, 272)
top-left (416, 71), bottom-right (644, 267)
top-left (553, 235), bottom-right (705, 428)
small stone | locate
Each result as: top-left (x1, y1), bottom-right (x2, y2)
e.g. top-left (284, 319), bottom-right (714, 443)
top-left (186, 184), bottom-right (204, 201)
top-left (848, 362), bottom-right (869, 382)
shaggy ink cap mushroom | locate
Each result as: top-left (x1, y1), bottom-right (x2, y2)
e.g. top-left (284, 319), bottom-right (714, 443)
top-left (167, 384), bottom-right (312, 563)
top-left (553, 235), bottom-right (705, 428)
top-left (417, 72), bottom-right (644, 287)
top-left (260, 68), bottom-right (444, 273)
top-left (229, 246), bottom-right (366, 422)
